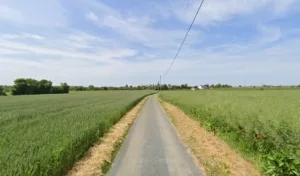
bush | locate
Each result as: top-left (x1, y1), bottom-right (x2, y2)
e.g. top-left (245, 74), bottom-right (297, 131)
top-left (0, 86), bottom-right (6, 96)
top-left (264, 151), bottom-right (300, 175)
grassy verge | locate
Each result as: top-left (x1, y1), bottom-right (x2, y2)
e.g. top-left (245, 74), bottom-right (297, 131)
top-left (68, 96), bottom-right (149, 176)
top-left (160, 90), bottom-right (300, 176)
top-left (100, 124), bottom-right (132, 175)
top-left (159, 99), bottom-right (260, 176)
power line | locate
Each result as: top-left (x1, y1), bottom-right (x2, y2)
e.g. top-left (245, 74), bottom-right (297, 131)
top-left (163, 0), bottom-right (205, 77)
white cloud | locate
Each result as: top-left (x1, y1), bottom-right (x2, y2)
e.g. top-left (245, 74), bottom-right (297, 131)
top-left (173, 0), bottom-right (300, 25)
top-left (0, 31), bottom-right (137, 67)
top-left (1, 33), bottom-right (44, 40)
top-left (0, 0), bottom-right (67, 26)
top-left (83, 0), bottom-right (202, 50)
top-left (0, 5), bottom-right (23, 22)
top-left (85, 12), bottom-right (99, 22)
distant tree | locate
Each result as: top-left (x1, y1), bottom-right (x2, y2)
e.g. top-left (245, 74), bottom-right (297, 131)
top-left (39, 79), bottom-right (52, 94)
top-left (12, 78), bottom-right (25, 95)
top-left (239, 85), bottom-right (242, 88)
top-left (11, 78), bottom-right (69, 95)
top-left (161, 84), bottom-right (169, 90)
top-left (215, 83), bottom-right (221, 88)
top-left (203, 84), bottom-right (210, 89)
top-left (180, 84), bottom-right (189, 89)
top-left (26, 78), bottom-right (39, 94)
top-left (75, 86), bottom-right (87, 91)
top-left (0, 86), bottom-right (6, 96)
top-left (60, 83), bottom-right (69, 93)
top-left (88, 85), bottom-right (95, 90)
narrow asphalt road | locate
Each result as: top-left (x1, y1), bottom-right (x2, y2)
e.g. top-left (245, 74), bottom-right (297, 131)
top-left (107, 95), bottom-right (202, 176)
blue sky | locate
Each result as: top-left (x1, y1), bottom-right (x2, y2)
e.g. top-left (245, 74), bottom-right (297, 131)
top-left (0, 0), bottom-right (300, 86)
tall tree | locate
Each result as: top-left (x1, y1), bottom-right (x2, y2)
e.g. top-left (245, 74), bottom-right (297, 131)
top-left (39, 79), bottom-right (52, 94)
top-left (60, 83), bottom-right (70, 93)
top-left (12, 78), bottom-right (28, 95)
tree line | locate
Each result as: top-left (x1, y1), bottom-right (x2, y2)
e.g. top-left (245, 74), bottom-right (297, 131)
top-left (70, 84), bottom-right (160, 91)
top-left (6, 78), bottom-right (70, 95)
top-left (70, 83), bottom-right (234, 91)
top-left (2, 81), bottom-right (300, 96)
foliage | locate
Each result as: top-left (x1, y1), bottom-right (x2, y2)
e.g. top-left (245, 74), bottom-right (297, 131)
top-left (0, 85), bottom-right (12, 92)
top-left (0, 86), bottom-right (6, 96)
top-left (60, 82), bottom-right (69, 93)
top-left (264, 151), bottom-right (300, 176)
top-left (211, 83), bottom-right (232, 88)
top-left (160, 90), bottom-right (300, 175)
top-left (70, 84), bottom-right (160, 91)
top-left (11, 78), bottom-right (69, 95)
top-left (0, 91), bottom-right (152, 175)
top-left (88, 85), bottom-right (95, 90)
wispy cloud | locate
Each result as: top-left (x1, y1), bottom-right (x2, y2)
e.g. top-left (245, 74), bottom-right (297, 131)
top-left (173, 0), bottom-right (300, 25)
top-left (0, 0), bottom-right (67, 26)
top-left (85, 12), bottom-right (99, 22)
top-left (0, 0), bottom-right (300, 86)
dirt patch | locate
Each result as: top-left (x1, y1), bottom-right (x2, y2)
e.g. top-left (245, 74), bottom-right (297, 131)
top-left (68, 98), bottom-right (147, 176)
top-left (159, 99), bottom-right (261, 176)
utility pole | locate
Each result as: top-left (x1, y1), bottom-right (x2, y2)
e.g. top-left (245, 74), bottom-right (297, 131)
top-left (159, 75), bottom-right (161, 93)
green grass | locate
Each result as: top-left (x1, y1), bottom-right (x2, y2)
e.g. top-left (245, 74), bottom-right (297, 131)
top-left (0, 91), bottom-right (152, 176)
top-left (160, 90), bottom-right (300, 175)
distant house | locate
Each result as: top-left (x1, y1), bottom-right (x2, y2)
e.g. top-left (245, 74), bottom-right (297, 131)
top-left (191, 85), bottom-right (209, 90)
top-left (197, 85), bottom-right (209, 90)
top-left (197, 85), bottom-right (204, 90)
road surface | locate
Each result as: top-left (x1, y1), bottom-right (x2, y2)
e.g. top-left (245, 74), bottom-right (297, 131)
top-left (107, 95), bottom-right (202, 176)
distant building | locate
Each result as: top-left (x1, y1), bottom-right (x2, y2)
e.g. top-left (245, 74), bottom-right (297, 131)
top-left (191, 87), bottom-right (196, 91)
top-left (197, 85), bottom-right (209, 90)
top-left (197, 85), bottom-right (203, 90)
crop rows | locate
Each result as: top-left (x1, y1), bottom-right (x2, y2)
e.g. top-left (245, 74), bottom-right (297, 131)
top-left (0, 91), bottom-right (152, 176)
top-left (160, 90), bottom-right (300, 175)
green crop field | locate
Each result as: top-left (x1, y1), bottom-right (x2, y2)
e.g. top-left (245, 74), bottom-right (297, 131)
top-left (0, 91), bottom-right (152, 176)
top-left (160, 90), bottom-right (300, 175)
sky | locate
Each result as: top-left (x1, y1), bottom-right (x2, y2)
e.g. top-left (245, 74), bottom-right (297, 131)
top-left (0, 0), bottom-right (300, 86)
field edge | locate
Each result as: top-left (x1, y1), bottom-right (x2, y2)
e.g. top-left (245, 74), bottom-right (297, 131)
top-left (158, 97), bottom-right (261, 176)
top-left (67, 96), bottom-right (149, 176)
